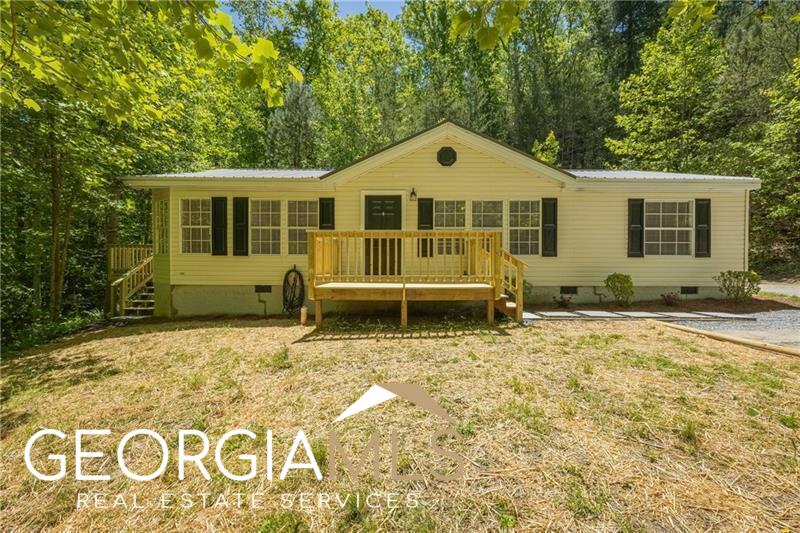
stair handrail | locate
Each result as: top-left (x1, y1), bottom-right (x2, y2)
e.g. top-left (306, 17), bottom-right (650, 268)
top-left (500, 249), bottom-right (526, 322)
top-left (110, 255), bottom-right (153, 316)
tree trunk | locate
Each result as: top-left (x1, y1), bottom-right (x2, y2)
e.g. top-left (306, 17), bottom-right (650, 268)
top-left (48, 112), bottom-right (63, 321)
top-left (104, 185), bottom-right (121, 315)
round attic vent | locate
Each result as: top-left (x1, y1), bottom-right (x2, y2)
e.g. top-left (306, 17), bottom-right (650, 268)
top-left (437, 146), bottom-right (457, 166)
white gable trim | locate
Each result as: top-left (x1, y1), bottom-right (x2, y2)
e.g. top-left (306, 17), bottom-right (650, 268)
top-left (321, 121), bottom-right (576, 187)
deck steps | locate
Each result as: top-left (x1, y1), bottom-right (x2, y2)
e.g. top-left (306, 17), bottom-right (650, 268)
top-left (494, 293), bottom-right (520, 320)
top-left (123, 281), bottom-right (155, 317)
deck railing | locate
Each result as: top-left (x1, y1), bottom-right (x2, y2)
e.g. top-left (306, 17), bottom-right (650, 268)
top-left (108, 244), bottom-right (153, 279)
top-left (307, 230), bottom-right (506, 299)
top-left (107, 244), bottom-right (153, 316)
top-left (110, 255), bottom-right (153, 316)
top-left (501, 249), bottom-right (526, 322)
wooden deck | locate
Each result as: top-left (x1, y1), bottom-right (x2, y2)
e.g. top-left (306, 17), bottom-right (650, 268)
top-left (307, 230), bottom-right (525, 327)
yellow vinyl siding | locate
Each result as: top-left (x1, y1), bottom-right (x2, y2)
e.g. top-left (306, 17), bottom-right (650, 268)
top-left (162, 135), bottom-right (749, 289)
top-left (169, 190), bottom-right (322, 285)
top-left (151, 188), bottom-right (172, 316)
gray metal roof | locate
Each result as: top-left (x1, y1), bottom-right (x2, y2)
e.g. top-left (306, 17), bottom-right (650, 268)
top-left (567, 169), bottom-right (758, 183)
top-left (124, 167), bottom-right (759, 185)
top-left (126, 168), bottom-right (329, 180)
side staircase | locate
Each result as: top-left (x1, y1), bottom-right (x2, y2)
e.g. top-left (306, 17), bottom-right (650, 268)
top-left (108, 245), bottom-right (154, 317)
top-left (124, 281), bottom-right (155, 316)
top-left (494, 249), bottom-right (525, 323)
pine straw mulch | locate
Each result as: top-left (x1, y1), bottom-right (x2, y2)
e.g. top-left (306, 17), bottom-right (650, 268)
top-left (1, 317), bottom-right (798, 531)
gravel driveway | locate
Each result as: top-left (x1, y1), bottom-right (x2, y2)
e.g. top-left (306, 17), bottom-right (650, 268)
top-left (760, 282), bottom-right (800, 298)
top-left (677, 309), bottom-right (800, 348)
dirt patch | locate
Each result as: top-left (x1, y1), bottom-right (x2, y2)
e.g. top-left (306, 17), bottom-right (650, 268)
top-left (1, 318), bottom-right (798, 531)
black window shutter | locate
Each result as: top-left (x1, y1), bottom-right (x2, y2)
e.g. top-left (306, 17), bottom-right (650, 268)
top-left (628, 199), bottom-right (644, 257)
top-left (418, 198), bottom-right (433, 229)
top-left (695, 199), bottom-right (711, 257)
top-left (542, 198), bottom-right (557, 257)
top-left (417, 198), bottom-right (434, 257)
top-left (233, 197), bottom-right (249, 256)
top-left (211, 197), bottom-right (227, 256)
top-left (319, 198), bottom-right (335, 230)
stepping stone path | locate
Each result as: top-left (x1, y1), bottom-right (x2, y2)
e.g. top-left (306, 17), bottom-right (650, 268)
top-left (658, 312), bottom-right (706, 319)
top-left (520, 309), bottom-right (756, 322)
top-left (696, 312), bottom-right (757, 320)
top-left (575, 310), bottom-right (621, 318)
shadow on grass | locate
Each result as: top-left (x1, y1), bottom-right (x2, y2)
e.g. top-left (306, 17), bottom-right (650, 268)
top-left (0, 316), bottom-right (298, 407)
top-left (295, 313), bottom-right (515, 343)
top-left (1, 350), bottom-right (124, 403)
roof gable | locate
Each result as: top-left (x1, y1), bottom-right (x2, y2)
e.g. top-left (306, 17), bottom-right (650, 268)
top-left (320, 121), bottom-right (576, 187)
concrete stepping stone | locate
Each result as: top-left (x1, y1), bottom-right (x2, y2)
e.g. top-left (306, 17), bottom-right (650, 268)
top-left (617, 311), bottom-right (665, 318)
top-left (695, 312), bottom-right (756, 320)
top-left (659, 312), bottom-right (706, 319)
top-left (575, 310), bottom-right (622, 318)
top-left (537, 311), bottom-right (580, 318)
top-left (522, 311), bottom-right (543, 320)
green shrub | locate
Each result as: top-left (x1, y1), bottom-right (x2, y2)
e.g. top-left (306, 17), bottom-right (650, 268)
top-left (713, 270), bottom-right (761, 301)
top-left (604, 273), bottom-right (634, 306)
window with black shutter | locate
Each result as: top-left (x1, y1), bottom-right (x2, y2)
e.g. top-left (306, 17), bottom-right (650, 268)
top-left (211, 197), bottom-right (227, 256)
top-left (695, 199), bottom-right (710, 257)
top-left (542, 198), bottom-right (557, 257)
top-left (233, 197), bottom-right (249, 256)
top-left (628, 199), bottom-right (644, 257)
top-left (417, 197), bottom-right (433, 257)
top-left (319, 198), bottom-right (335, 230)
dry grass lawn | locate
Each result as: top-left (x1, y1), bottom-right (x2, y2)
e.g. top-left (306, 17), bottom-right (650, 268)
top-left (1, 317), bottom-right (799, 531)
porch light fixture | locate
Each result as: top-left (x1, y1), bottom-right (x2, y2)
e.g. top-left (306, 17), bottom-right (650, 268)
top-left (410, 188), bottom-right (417, 201)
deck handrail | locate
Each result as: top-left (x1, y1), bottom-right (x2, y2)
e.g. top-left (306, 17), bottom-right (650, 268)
top-left (108, 244), bottom-right (153, 279)
top-left (307, 230), bottom-right (508, 300)
top-left (500, 249), bottom-right (526, 322)
top-left (110, 255), bottom-right (153, 316)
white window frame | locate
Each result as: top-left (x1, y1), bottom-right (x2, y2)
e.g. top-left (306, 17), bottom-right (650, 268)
top-left (471, 200), bottom-right (503, 229)
top-left (287, 200), bottom-right (318, 255)
top-left (644, 200), bottom-right (694, 256)
top-left (179, 198), bottom-right (211, 255)
top-left (250, 199), bottom-right (281, 255)
top-left (154, 198), bottom-right (169, 255)
top-left (509, 200), bottom-right (541, 256)
top-left (434, 200), bottom-right (466, 255)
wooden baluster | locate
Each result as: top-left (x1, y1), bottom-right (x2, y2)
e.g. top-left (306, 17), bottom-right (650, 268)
top-left (307, 232), bottom-right (315, 300)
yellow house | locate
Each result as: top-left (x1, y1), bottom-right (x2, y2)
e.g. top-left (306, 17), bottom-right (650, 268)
top-left (118, 121), bottom-right (760, 325)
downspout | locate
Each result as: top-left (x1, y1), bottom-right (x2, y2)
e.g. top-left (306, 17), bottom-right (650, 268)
top-left (744, 190), bottom-right (750, 271)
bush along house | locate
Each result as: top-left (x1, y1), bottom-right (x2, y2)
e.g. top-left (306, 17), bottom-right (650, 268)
top-left (115, 121), bottom-right (761, 326)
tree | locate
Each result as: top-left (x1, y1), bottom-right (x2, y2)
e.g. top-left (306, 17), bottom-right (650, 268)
top-left (451, 0), bottom-right (528, 49)
top-left (0, 0), bottom-right (299, 122)
top-left (748, 59), bottom-right (800, 271)
top-left (606, 17), bottom-right (725, 172)
top-left (531, 131), bottom-right (560, 165)
top-left (266, 82), bottom-right (321, 168)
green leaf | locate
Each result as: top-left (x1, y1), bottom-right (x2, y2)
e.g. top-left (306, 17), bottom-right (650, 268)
top-left (252, 38), bottom-right (278, 63)
top-left (287, 64), bottom-right (303, 83)
top-left (237, 66), bottom-right (258, 88)
top-left (23, 98), bottom-right (41, 112)
top-left (213, 11), bottom-right (234, 33)
top-left (194, 37), bottom-right (213, 59)
top-left (476, 27), bottom-right (499, 49)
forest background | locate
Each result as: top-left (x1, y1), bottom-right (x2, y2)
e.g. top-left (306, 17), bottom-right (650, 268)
top-left (2, 0), bottom-right (798, 350)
